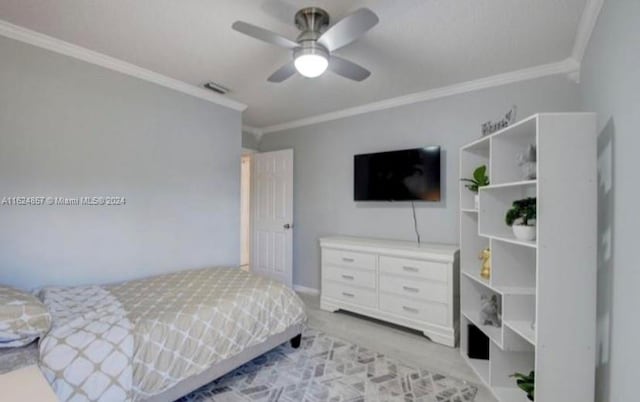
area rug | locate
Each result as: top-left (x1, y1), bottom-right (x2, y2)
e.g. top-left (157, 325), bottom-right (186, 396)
top-left (178, 329), bottom-right (477, 402)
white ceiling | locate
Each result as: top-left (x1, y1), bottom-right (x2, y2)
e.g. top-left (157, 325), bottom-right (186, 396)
top-left (0, 0), bottom-right (588, 129)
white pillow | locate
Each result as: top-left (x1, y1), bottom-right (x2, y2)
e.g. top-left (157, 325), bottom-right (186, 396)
top-left (0, 285), bottom-right (51, 347)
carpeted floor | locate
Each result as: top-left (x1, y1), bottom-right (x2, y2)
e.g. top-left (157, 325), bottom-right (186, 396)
top-left (178, 329), bottom-right (478, 402)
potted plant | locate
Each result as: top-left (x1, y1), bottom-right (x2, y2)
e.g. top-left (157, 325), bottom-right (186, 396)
top-left (511, 371), bottom-right (535, 401)
top-left (505, 197), bottom-right (536, 241)
top-left (461, 165), bottom-right (489, 209)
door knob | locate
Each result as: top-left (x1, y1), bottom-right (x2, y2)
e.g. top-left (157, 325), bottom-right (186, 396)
top-left (283, 223), bottom-right (293, 229)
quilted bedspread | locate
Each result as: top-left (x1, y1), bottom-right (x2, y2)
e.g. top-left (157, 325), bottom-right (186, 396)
top-left (38, 268), bottom-right (307, 401)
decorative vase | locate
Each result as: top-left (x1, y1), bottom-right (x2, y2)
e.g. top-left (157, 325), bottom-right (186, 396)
top-left (474, 194), bottom-right (480, 210)
top-left (512, 224), bottom-right (536, 241)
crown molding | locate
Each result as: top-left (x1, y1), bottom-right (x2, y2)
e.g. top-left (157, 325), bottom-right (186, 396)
top-left (259, 58), bottom-right (580, 134)
top-left (571, 0), bottom-right (605, 63)
top-left (241, 125), bottom-right (264, 139)
top-left (0, 19), bottom-right (247, 112)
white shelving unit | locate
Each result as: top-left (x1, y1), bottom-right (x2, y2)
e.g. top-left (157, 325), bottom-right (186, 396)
top-left (458, 113), bottom-right (597, 402)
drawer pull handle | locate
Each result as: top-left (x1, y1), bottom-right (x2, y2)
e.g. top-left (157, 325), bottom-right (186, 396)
top-left (402, 306), bottom-right (419, 313)
top-left (403, 286), bottom-right (419, 293)
top-left (341, 275), bottom-right (355, 280)
top-left (342, 292), bottom-right (355, 298)
top-left (403, 266), bottom-right (419, 272)
top-left (342, 257), bottom-right (355, 263)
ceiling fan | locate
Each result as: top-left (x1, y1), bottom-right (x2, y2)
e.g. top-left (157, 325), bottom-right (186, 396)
top-left (232, 7), bottom-right (379, 82)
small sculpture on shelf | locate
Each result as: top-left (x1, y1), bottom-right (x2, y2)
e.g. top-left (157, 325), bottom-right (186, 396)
top-left (480, 294), bottom-right (501, 327)
top-left (479, 247), bottom-right (491, 279)
top-left (517, 144), bottom-right (537, 179)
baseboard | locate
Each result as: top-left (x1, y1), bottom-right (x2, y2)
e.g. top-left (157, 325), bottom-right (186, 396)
top-left (293, 285), bottom-right (320, 295)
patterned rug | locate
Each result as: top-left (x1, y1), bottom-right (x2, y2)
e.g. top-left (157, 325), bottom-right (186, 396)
top-left (178, 329), bottom-right (477, 402)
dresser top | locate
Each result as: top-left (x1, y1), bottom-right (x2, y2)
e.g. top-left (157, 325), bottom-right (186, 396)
top-left (319, 236), bottom-right (459, 259)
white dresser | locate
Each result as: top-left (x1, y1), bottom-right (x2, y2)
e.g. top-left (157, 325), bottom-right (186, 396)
top-left (320, 236), bottom-right (459, 347)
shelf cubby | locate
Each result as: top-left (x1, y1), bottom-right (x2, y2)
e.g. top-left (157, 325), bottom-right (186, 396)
top-left (502, 294), bottom-right (536, 346)
top-left (460, 138), bottom-right (490, 210)
top-left (490, 240), bottom-right (536, 293)
top-left (460, 211), bottom-right (489, 280)
top-left (460, 315), bottom-right (490, 384)
top-left (489, 115), bottom-right (537, 185)
top-left (478, 182), bottom-right (536, 244)
top-left (461, 237), bottom-right (536, 296)
top-left (489, 342), bottom-right (535, 402)
top-left (461, 275), bottom-right (503, 347)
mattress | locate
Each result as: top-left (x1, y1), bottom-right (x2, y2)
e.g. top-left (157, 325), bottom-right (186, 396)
top-left (37, 268), bottom-right (307, 401)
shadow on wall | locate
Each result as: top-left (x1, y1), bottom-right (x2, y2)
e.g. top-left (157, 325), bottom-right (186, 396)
top-left (596, 118), bottom-right (614, 402)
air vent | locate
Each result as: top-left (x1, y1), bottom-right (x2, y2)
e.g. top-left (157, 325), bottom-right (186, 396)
top-left (203, 82), bottom-right (230, 95)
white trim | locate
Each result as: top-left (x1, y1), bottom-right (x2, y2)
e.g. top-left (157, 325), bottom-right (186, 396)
top-left (259, 58), bottom-right (580, 134)
top-left (571, 0), bottom-right (605, 63)
top-left (567, 68), bottom-right (581, 84)
top-left (293, 285), bottom-right (320, 295)
top-left (242, 125), bottom-right (264, 139)
top-left (0, 19), bottom-right (247, 112)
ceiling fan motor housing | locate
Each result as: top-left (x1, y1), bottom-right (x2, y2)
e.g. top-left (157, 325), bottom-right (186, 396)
top-left (293, 41), bottom-right (328, 62)
top-left (295, 7), bottom-right (330, 43)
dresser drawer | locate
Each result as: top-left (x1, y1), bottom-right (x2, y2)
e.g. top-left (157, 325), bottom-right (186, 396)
top-left (323, 249), bottom-right (376, 271)
top-left (323, 282), bottom-right (377, 308)
top-left (379, 294), bottom-right (448, 326)
top-left (379, 256), bottom-right (448, 282)
top-left (379, 274), bottom-right (448, 303)
top-left (323, 265), bottom-right (376, 289)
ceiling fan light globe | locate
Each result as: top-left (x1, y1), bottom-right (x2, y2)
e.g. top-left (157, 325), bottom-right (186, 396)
top-left (294, 54), bottom-right (328, 78)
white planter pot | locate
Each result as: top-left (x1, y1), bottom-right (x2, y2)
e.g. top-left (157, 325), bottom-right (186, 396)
top-left (474, 194), bottom-right (480, 210)
top-left (512, 224), bottom-right (536, 241)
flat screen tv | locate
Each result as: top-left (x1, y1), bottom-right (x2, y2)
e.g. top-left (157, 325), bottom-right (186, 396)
top-left (354, 147), bottom-right (441, 201)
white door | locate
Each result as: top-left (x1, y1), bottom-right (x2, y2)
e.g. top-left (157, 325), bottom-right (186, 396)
top-left (251, 149), bottom-right (293, 287)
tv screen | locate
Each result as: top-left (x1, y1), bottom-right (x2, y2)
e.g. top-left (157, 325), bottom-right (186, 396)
top-left (354, 147), bottom-right (441, 201)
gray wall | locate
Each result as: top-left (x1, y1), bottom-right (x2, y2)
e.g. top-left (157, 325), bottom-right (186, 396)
top-left (0, 36), bottom-right (242, 290)
top-left (579, 1), bottom-right (639, 401)
top-left (242, 131), bottom-right (259, 150)
top-left (260, 75), bottom-right (581, 289)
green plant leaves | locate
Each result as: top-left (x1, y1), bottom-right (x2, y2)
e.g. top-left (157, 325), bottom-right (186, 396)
top-left (511, 371), bottom-right (535, 401)
top-left (460, 165), bottom-right (489, 193)
top-left (505, 197), bottom-right (536, 226)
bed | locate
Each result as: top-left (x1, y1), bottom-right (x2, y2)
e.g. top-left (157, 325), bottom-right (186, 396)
top-left (33, 267), bottom-right (307, 401)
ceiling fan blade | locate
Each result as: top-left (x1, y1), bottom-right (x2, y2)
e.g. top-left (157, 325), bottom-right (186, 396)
top-left (317, 8), bottom-right (379, 52)
top-left (328, 56), bottom-right (371, 81)
top-left (268, 62), bottom-right (297, 82)
top-left (232, 21), bottom-right (299, 49)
